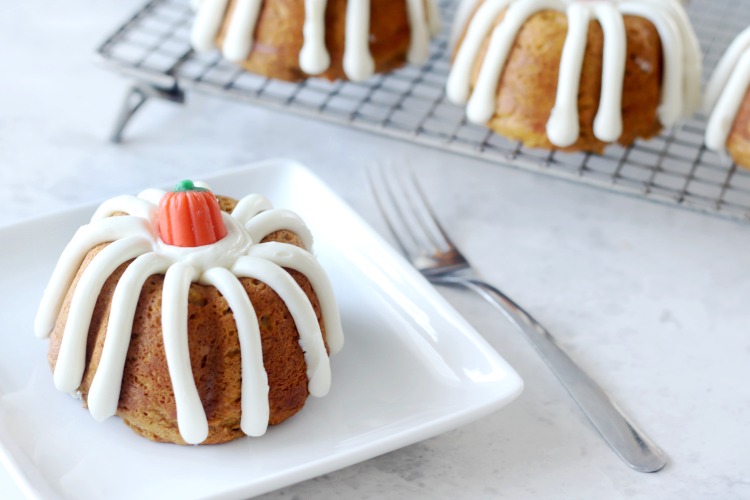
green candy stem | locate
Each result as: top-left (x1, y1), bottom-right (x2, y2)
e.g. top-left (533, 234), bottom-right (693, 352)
top-left (173, 179), bottom-right (208, 192)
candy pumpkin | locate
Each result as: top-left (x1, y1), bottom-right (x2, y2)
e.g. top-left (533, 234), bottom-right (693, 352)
top-left (158, 180), bottom-right (227, 247)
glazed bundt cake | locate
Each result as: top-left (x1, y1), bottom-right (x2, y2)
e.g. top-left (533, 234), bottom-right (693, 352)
top-left (190, 0), bottom-right (441, 82)
top-left (704, 25), bottom-right (750, 169)
top-left (448, 0), bottom-right (702, 153)
top-left (34, 180), bottom-right (343, 445)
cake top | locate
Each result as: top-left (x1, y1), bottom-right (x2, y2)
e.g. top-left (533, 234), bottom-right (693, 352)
top-left (35, 183), bottom-right (343, 444)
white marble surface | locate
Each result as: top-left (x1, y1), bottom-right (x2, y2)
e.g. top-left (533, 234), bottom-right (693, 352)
top-left (2, 1), bottom-right (750, 499)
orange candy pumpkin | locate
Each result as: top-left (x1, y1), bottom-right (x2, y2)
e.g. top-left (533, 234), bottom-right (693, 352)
top-left (158, 180), bottom-right (227, 247)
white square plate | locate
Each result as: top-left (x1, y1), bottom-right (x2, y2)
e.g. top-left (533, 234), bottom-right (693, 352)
top-left (0, 160), bottom-right (523, 499)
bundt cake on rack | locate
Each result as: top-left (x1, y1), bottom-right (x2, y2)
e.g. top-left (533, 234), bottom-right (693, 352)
top-left (35, 180), bottom-right (343, 445)
top-left (447, 0), bottom-right (702, 153)
top-left (704, 25), bottom-right (750, 169)
top-left (190, 0), bottom-right (442, 82)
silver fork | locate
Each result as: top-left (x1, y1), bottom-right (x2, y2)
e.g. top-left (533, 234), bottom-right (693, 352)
top-left (367, 166), bottom-right (667, 473)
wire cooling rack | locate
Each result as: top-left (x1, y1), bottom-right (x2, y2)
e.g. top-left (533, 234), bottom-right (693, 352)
top-left (96, 0), bottom-right (750, 222)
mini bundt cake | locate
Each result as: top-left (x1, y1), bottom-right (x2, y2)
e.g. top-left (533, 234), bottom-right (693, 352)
top-left (34, 180), bottom-right (343, 445)
top-left (704, 25), bottom-right (750, 169)
top-left (190, 0), bottom-right (441, 82)
top-left (447, 0), bottom-right (702, 153)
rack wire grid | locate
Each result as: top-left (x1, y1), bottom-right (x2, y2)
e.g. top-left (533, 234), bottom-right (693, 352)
top-left (97, 0), bottom-right (750, 222)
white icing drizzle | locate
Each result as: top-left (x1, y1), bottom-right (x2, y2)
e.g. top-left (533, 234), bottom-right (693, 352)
top-left (705, 49), bottom-right (750, 153)
top-left (451, 0), bottom-right (482, 46)
top-left (34, 216), bottom-right (154, 339)
top-left (447, 0), bottom-right (517, 105)
top-left (35, 187), bottom-right (343, 445)
top-left (88, 253), bottom-right (172, 422)
top-left (619, 2), bottom-right (684, 126)
top-left (244, 208), bottom-right (314, 251)
top-left (546, 2), bottom-right (589, 147)
top-left (405, 0), bottom-right (431, 64)
top-left (162, 262), bottom-right (207, 445)
top-left (450, 0), bottom-right (702, 147)
top-left (231, 193), bottom-right (273, 225)
top-left (248, 242), bottom-right (344, 354)
top-left (299, 0), bottom-right (331, 76)
top-left (232, 256), bottom-right (332, 398)
top-left (344, 0), bottom-right (376, 82)
top-left (202, 267), bottom-right (269, 437)
top-left (222, 0), bottom-right (264, 62)
top-left (191, 0), bottom-right (230, 53)
top-left (426, 0), bottom-right (443, 37)
top-left (54, 236), bottom-right (154, 394)
top-left (655, 0), bottom-right (701, 113)
top-left (590, 2), bottom-right (626, 143)
top-left (467, 0), bottom-right (562, 124)
top-left (704, 26), bottom-right (750, 153)
top-left (190, 0), bottom-right (439, 81)
top-left (91, 195), bottom-right (156, 222)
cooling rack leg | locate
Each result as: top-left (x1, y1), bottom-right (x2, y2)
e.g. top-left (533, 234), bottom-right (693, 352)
top-left (110, 83), bottom-right (185, 143)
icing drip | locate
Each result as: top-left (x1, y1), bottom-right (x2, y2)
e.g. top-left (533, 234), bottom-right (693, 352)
top-left (405, 0), bottom-right (431, 64)
top-left (619, 2), bottom-right (684, 126)
top-left (34, 216), bottom-right (154, 339)
top-left (447, 0), bottom-right (517, 105)
top-left (191, 0), bottom-right (230, 53)
top-left (35, 189), bottom-right (343, 445)
top-left (190, 0), bottom-right (440, 81)
top-left (450, 0), bottom-right (702, 147)
top-left (54, 236), bottom-right (154, 393)
top-left (248, 242), bottom-right (344, 354)
top-left (546, 2), bottom-right (589, 147)
top-left (232, 257), bottom-right (331, 397)
top-left (590, 2), bottom-right (626, 143)
top-left (466, 0), bottom-right (562, 124)
top-left (243, 208), bottom-right (314, 250)
top-left (162, 262), bottom-right (207, 444)
top-left (232, 193), bottom-right (274, 224)
top-left (91, 195), bottom-right (155, 221)
top-left (426, 0), bottom-right (443, 37)
top-left (299, 0), bottom-right (331, 76)
top-left (87, 253), bottom-right (172, 422)
top-left (202, 268), bottom-right (269, 437)
top-left (222, 0), bottom-right (264, 62)
top-left (704, 26), bottom-right (750, 153)
top-left (344, 0), bottom-right (376, 82)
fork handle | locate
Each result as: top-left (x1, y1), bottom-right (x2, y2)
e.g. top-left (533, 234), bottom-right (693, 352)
top-left (434, 276), bottom-right (668, 473)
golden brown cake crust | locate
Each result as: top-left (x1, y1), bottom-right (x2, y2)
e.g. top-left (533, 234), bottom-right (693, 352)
top-left (456, 5), bottom-right (664, 153)
top-left (727, 86), bottom-right (750, 169)
top-left (47, 196), bottom-right (327, 445)
top-left (216, 0), bottom-right (414, 82)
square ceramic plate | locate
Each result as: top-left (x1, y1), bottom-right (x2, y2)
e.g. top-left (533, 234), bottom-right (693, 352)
top-left (0, 160), bottom-right (523, 499)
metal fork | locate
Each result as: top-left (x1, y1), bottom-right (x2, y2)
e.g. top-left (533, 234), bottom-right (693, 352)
top-left (367, 166), bottom-right (667, 473)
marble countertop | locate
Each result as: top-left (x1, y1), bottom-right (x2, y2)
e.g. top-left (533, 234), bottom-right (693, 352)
top-left (2, 1), bottom-right (749, 499)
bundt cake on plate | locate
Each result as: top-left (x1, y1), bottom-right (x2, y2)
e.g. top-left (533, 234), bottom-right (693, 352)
top-left (34, 180), bottom-right (343, 445)
top-left (448, 0), bottom-right (702, 153)
top-left (704, 25), bottom-right (750, 169)
top-left (190, 0), bottom-right (442, 82)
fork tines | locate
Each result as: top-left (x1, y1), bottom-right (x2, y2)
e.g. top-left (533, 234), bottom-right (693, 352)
top-left (367, 165), bottom-right (467, 275)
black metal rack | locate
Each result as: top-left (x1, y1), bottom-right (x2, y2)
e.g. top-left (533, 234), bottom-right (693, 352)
top-left (97, 0), bottom-right (750, 222)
